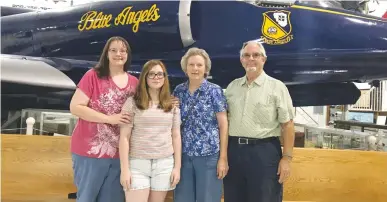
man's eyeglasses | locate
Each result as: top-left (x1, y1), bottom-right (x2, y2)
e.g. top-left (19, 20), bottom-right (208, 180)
top-left (242, 53), bottom-right (263, 59)
top-left (241, 41), bottom-right (264, 59)
top-left (147, 72), bottom-right (166, 79)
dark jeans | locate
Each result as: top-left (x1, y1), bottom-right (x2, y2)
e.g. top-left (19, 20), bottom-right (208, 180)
top-left (223, 136), bottom-right (283, 202)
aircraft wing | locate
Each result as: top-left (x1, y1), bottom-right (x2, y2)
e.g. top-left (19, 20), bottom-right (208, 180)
top-left (0, 6), bottom-right (35, 17)
top-left (1, 54), bottom-right (77, 91)
top-left (1, 54), bottom-right (101, 111)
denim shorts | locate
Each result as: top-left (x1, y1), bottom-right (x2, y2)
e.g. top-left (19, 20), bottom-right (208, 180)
top-left (129, 155), bottom-right (175, 191)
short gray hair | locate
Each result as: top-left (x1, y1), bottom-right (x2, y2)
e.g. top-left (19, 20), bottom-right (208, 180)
top-left (181, 47), bottom-right (212, 77)
top-left (239, 39), bottom-right (267, 58)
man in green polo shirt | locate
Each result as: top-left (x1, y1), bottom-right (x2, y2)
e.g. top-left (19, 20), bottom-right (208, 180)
top-left (223, 40), bottom-right (295, 202)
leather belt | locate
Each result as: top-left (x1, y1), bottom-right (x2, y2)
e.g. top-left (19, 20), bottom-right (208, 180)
top-left (229, 136), bottom-right (278, 145)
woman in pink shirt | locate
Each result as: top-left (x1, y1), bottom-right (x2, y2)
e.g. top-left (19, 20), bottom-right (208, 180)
top-left (69, 36), bottom-right (139, 202)
top-left (119, 60), bottom-right (182, 202)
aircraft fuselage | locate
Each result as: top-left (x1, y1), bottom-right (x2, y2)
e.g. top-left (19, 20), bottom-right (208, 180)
top-left (1, 0), bottom-right (387, 109)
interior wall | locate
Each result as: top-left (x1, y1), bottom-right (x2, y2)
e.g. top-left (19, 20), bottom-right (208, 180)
top-left (294, 106), bottom-right (327, 127)
top-left (368, 1), bottom-right (387, 17)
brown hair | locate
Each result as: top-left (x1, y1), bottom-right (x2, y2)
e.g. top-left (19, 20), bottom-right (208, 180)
top-left (134, 60), bottom-right (172, 112)
top-left (94, 36), bottom-right (132, 78)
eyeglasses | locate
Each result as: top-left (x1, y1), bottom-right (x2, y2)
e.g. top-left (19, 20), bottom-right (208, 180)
top-left (242, 53), bottom-right (263, 59)
top-left (241, 41), bottom-right (264, 59)
top-left (147, 72), bottom-right (166, 79)
top-left (109, 49), bottom-right (127, 54)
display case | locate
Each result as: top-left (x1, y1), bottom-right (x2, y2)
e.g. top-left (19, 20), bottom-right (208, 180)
top-left (297, 123), bottom-right (385, 151)
top-left (20, 108), bottom-right (78, 136)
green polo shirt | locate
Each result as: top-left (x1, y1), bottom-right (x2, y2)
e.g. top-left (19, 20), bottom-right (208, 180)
top-left (224, 71), bottom-right (294, 139)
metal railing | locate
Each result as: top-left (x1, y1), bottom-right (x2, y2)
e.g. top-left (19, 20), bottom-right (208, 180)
top-left (295, 107), bottom-right (319, 125)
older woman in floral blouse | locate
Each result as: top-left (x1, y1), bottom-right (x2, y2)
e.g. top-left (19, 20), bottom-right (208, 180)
top-left (172, 47), bottom-right (229, 202)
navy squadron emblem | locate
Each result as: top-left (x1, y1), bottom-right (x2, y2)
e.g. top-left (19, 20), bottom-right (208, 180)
top-left (261, 10), bottom-right (293, 45)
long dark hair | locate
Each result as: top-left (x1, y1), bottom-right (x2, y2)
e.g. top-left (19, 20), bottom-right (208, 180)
top-left (94, 36), bottom-right (132, 78)
top-left (134, 60), bottom-right (173, 112)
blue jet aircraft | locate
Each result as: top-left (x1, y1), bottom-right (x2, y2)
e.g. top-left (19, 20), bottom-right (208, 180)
top-left (1, 0), bottom-right (387, 126)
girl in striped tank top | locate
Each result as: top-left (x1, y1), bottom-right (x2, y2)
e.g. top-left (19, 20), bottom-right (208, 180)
top-left (119, 60), bottom-right (182, 202)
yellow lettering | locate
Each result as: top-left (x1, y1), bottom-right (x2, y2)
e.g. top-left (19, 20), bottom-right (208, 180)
top-left (92, 12), bottom-right (103, 29)
top-left (126, 11), bottom-right (136, 24)
top-left (146, 4), bottom-right (155, 21)
top-left (79, 4), bottom-right (160, 33)
top-left (140, 10), bottom-right (148, 22)
top-left (131, 11), bottom-right (145, 33)
top-left (104, 15), bottom-right (112, 28)
top-left (115, 6), bottom-right (132, 26)
top-left (78, 11), bottom-right (97, 31)
top-left (260, 35), bottom-right (294, 45)
top-left (151, 5), bottom-right (160, 21)
top-left (78, 10), bottom-right (112, 31)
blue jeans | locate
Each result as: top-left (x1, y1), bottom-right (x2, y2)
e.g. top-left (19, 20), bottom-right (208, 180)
top-left (71, 153), bottom-right (125, 202)
top-left (174, 152), bottom-right (222, 202)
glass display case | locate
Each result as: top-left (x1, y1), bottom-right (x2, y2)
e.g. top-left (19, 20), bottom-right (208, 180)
top-left (20, 108), bottom-right (78, 136)
top-left (297, 123), bottom-right (386, 151)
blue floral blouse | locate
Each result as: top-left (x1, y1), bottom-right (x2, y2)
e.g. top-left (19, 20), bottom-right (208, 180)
top-left (173, 79), bottom-right (228, 156)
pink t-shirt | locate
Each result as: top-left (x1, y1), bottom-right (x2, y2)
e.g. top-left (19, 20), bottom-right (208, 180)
top-left (71, 69), bottom-right (138, 159)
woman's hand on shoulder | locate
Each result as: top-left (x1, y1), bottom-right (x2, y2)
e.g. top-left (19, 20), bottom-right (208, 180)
top-left (171, 95), bottom-right (180, 108)
top-left (107, 112), bottom-right (131, 125)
